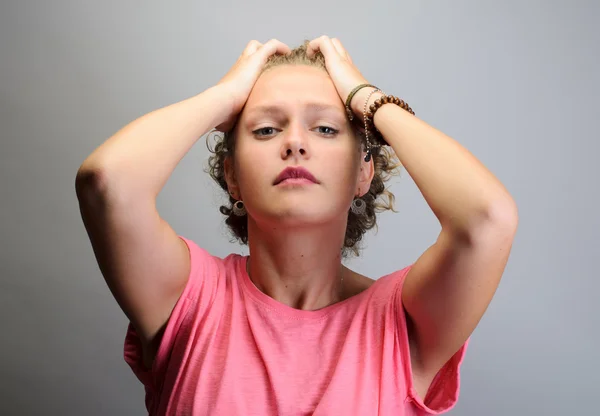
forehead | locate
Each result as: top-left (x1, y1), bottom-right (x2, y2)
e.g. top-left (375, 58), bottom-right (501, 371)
top-left (243, 65), bottom-right (343, 113)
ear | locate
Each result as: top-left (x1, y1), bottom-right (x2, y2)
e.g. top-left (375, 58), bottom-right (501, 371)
top-left (357, 151), bottom-right (375, 197)
top-left (224, 156), bottom-right (240, 199)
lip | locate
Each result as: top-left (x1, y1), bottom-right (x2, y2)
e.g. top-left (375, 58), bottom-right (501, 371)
top-left (274, 166), bottom-right (319, 185)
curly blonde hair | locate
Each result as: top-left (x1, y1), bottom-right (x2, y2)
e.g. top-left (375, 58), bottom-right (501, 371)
top-left (206, 40), bottom-right (402, 257)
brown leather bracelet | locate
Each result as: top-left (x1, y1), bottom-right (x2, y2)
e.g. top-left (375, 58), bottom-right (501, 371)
top-left (345, 83), bottom-right (377, 121)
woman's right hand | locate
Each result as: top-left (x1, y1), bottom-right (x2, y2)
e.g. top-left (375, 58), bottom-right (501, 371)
top-left (214, 39), bottom-right (291, 133)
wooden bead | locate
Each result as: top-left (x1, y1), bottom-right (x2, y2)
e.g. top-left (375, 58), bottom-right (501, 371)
top-left (364, 94), bottom-right (415, 123)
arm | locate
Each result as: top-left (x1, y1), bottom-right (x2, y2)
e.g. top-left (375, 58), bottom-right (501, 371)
top-left (361, 90), bottom-right (518, 397)
top-left (304, 35), bottom-right (517, 398)
top-left (78, 85), bottom-right (229, 201)
top-left (76, 38), bottom-right (290, 369)
top-left (76, 86), bottom-right (231, 366)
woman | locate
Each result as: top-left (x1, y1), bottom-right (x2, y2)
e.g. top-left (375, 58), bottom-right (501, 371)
top-left (76, 37), bottom-right (518, 415)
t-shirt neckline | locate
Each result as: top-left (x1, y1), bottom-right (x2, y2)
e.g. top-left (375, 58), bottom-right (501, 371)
top-left (237, 254), bottom-right (376, 320)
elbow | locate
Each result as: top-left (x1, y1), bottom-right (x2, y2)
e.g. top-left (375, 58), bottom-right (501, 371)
top-left (75, 157), bottom-right (118, 204)
top-left (487, 197), bottom-right (519, 233)
top-left (447, 197), bottom-right (519, 245)
top-left (76, 162), bottom-right (107, 198)
top-left (468, 198), bottom-right (519, 245)
top-left (75, 159), bottom-right (151, 207)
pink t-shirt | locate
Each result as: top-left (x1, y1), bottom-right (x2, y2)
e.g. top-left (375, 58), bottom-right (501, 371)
top-left (124, 237), bottom-right (468, 415)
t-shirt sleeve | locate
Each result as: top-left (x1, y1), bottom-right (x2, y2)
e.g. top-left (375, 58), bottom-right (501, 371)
top-left (123, 236), bottom-right (218, 395)
top-left (393, 265), bottom-right (470, 414)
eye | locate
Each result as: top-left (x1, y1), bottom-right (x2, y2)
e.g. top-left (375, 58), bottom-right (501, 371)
top-left (315, 126), bottom-right (339, 136)
top-left (252, 127), bottom-right (278, 137)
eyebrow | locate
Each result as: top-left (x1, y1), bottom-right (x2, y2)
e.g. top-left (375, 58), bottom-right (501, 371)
top-left (245, 102), bottom-right (345, 118)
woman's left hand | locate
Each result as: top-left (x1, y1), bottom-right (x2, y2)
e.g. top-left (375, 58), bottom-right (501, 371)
top-left (306, 36), bottom-right (375, 119)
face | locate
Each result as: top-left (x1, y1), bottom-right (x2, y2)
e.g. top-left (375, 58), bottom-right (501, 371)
top-left (225, 65), bottom-right (373, 228)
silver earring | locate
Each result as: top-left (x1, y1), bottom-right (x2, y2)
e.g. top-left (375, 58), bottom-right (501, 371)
top-left (232, 200), bottom-right (247, 216)
top-left (350, 197), bottom-right (366, 215)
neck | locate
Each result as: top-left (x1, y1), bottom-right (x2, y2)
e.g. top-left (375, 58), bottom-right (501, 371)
top-left (246, 216), bottom-right (349, 310)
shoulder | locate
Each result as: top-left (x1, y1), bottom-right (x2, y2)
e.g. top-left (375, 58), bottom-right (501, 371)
top-left (368, 264), bottom-right (414, 294)
top-left (178, 236), bottom-right (243, 275)
top-left (342, 264), bottom-right (413, 301)
top-left (167, 237), bottom-right (249, 311)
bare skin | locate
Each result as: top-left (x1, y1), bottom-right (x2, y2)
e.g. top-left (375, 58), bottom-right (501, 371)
top-left (76, 37), bottom-right (518, 402)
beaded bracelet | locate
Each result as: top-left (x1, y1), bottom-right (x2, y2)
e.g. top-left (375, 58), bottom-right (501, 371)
top-left (346, 83), bottom-right (415, 162)
top-left (366, 95), bottom-right (415, 130)
top-left (363, 94), bottom-right (415, 155)
top-left (362, 88), bottom-right (385, 162)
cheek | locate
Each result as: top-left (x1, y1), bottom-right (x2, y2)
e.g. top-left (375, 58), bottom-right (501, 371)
top-left (235, 157), bottom-right (262, 190)
top-left (325, 147), bottom-right (362, 193)
top-left (233, 143), bottom-right (272, 193)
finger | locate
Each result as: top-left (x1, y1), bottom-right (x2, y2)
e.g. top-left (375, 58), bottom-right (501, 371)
top-left (331, 38), bottom-right (352, 63)
top-left (330, 38), bottom-right (344, 56)
top-left (263, 38), bottom-right (292, 55)
top-left (307, 35), bottom-right (340, 60)
top-left (256, 38), bottom-right (291, 60)
top-left (243, 40), bottom-right (263, 57)
top-left (305, 36), bottom-right (320, 58)
top-left (306, 35), bottom-right (329, 58)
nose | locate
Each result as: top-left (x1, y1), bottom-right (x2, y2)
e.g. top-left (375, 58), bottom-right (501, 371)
top-left (281, 125), bottom-right (309, 159)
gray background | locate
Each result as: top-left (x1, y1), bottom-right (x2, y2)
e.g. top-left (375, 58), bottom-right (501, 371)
top-left (1, 0), bottom-right (598, 415)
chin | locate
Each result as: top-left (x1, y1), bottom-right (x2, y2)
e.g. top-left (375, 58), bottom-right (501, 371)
top-left (263, 204), bottom-right (341, 227)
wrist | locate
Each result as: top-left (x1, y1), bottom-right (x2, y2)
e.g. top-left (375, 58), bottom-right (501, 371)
top-left (209, 84), bottom-right (236, 111)
top-left (351, 88), bottom-right (385, 120)
top-left (205, 84), bottom-right (238, 130)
